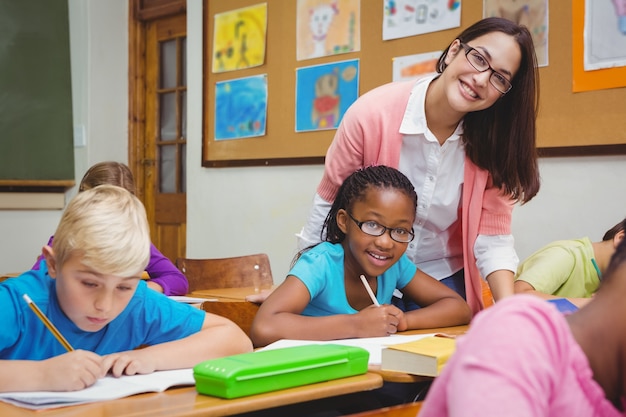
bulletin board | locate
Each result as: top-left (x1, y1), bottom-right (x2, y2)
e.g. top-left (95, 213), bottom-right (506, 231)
top-left (202, 0), bottom-right (626, 167)
top-left (0, 0), bottom-right (75, 189)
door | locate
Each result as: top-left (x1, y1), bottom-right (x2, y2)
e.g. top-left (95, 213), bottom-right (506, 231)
top-left (129, 6), bottom-right (187, 263)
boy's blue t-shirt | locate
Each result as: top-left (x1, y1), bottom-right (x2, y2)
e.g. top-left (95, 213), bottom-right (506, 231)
top-left (0, 264), bottom-right (205, 360)
top-left (289, 241), bottom-right (416, 316)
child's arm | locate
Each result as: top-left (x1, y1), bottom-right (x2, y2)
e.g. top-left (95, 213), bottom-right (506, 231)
top-left (514, 280), bottom-right (592, 308)
top-left (0, 350), bottom-right (104, 392)
top-left (143, 243), bottom-right (189, 296)
top-left (101, 312), bottom-right (252, 377)
top-left (399, 270), bottom-right (472, 331)
top-left (249, 276), bottom-right (403, 347)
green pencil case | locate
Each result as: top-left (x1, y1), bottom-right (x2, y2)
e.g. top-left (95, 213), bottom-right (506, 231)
top-left (193, 344), bottom-right (369, 399)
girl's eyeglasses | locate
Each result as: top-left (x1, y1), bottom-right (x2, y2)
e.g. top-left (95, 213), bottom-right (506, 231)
top-left (348, 213), bottom-right (415, 243)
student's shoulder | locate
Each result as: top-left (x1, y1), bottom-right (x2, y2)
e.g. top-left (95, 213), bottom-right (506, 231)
top-left (475, 295), bottom-right (565, 332)
top-left (1, 268), bottom-right (52, 295)
top-left (298, 242), bottom-right (342, 260)
top-left (132, 282), bottom-right (200, 315)
top-left (0, 269), bottom-right (53, 316)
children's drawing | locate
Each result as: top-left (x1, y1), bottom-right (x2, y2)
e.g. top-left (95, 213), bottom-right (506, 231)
top-left (483, 0), bottom-right (548, 67)
top-left (614, 0), bottom-right (626, 35)
top-left (214, 75), bottom-right (267, 140)
top-left (212, 4), bottom-right (267, 73)
top-left (392, 51), bottom-right (441, 82)
top-left (583, 0), bottom-right (626, 71)
top-left (382, 0), bottom-right (461, 41)
top-left (296, 0), bottom-right (361, 61)
top-left (295, 59), bottom-right (359, 132)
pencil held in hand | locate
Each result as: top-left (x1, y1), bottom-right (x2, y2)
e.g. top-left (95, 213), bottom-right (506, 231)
top-left (360, 275), bottom-right (380, 306)
top-left (23, 293), bottom-right (74, 352)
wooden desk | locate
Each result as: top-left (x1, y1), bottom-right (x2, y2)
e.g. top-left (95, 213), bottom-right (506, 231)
top-left (0, 373), bottom-right (383, 417)
top-left (192, 289), bottom-right (467, 384)
top-left (369, 325), bottom-right (468, 383)
top-left (1, 272), bottom-right (20, 282)
top-left (191, 287), bottom-right (273, 301)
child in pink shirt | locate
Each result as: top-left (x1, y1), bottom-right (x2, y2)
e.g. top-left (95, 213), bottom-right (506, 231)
top-left (420, 219), bottom-right (626, 417)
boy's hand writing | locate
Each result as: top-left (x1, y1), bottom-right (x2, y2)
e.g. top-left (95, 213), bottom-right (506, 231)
top-left (102, 351), bottom-right (156, 377)
top-left (41, 350), bottom-right (104, 391)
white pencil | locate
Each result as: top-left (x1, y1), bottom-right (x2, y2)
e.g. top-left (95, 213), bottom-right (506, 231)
top-left (360, 275), bottom-right (380, 307)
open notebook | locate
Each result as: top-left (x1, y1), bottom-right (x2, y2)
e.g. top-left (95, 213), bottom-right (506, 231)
top-left (259, 333), bottom-right (438, 365)
top-left (0, 368), bottom-right (194, 410)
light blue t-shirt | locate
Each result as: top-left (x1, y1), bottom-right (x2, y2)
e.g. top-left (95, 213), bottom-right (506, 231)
top-left (289, 242), bottom-right (417, 317)
top-left (0, 264), bottom-right (205, 360)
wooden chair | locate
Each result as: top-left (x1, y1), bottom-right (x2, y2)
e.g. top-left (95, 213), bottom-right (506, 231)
top-left (200, 300), bottom-right (259, 336)
top-left (175, 253), bottom-right (273, 293)
top-left (481, 279), bottom-right (494, 308)
top-left (344, 401), bottom-right (423, 417)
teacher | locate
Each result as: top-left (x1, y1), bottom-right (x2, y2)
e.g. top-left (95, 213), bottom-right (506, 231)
top-left (297, 17), bottom-right (541, 315)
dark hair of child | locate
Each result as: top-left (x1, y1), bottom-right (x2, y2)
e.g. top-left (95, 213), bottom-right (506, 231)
top-left (293, 165), bottom-right (418, 267)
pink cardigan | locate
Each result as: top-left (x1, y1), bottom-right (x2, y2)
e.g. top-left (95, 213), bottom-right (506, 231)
top-left (316, 80), bottom-right (515, 314)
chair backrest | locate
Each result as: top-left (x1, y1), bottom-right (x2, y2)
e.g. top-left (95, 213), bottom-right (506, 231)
top-left (200, 300), bottom-right (259, 337)
top-left (481, 279), bottom-right (494, 308)
top-left (175, 253), bottom-right (273, 293)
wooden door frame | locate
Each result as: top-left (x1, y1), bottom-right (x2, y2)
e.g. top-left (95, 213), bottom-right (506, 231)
top-left (128, 0), bottom-right (186, 228)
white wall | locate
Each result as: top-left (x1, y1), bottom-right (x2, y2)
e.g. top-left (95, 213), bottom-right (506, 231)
top-left (1, 0), bottom-right (624, 286)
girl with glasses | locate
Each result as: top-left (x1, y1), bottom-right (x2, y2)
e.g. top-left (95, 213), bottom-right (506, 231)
top-left (250, 166), bottom-right (471, 348)
top-left (297, 17), bottom-right (541, 315)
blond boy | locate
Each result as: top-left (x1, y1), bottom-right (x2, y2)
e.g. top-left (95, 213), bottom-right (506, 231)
top-left (0, 185), bottom-right (252, 392)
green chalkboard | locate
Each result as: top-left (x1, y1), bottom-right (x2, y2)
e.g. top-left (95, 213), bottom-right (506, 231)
top-left (0, 0), bottom-right (74, 187)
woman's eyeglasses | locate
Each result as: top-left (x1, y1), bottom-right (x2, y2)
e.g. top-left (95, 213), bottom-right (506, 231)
top-left (348, 213), bottom-right (415, 243)
top-left (460, 42), bottom-right (512, 94)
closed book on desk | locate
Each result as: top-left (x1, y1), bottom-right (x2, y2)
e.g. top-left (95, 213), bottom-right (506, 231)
top-left (194, 344), bottom-right (369, 399)
top-left (381, 336), bottom-right (455, 377)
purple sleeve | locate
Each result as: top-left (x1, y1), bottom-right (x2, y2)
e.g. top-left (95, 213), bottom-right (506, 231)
top-left (31, 236), bottom-right (55, 270)
top-left (145, 243), bottom-right (189, 296)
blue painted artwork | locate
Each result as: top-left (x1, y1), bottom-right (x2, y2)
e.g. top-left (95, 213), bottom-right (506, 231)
top-left (214, 74), bottom-right (267, 140)
top-left (295, 59), bottom-right (359, 132)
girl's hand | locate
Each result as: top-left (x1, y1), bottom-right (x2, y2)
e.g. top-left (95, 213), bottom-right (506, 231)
top-left (40, 350), bottom-right (104, 391)
top-left (102, 351), bottom-right (156, 377)
top-left (356, 304), bottom-right (404, 337)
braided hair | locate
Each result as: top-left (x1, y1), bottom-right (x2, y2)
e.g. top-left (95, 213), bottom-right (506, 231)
top-left (292, 165), bottom-right (417, 266)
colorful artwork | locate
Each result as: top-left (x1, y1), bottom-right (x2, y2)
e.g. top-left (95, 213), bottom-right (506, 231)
top-left (212, 4), bottom-right (267, 73)
top-left (382, 0), bottom-right (461, 41)
top-left (296, 0), bottom-right (360, 61)
top-left (483, 0), bottom-right (548, 67)
top-left (584, 0), bottom-right (626, 71)
top-left (572, 0), bottom-right (626, 92)
top-left (392, 51), bottom-right (441, 82)
top-left (295, 59), bottom-right (359, 132)
top-left (214, 75), bottom-right (267, 140)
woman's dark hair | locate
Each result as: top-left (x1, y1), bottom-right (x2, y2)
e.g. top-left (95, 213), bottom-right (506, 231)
top-left (292, 166), bottom-right (417, 267)
top-left (436, 17), bottom-right (540, 204)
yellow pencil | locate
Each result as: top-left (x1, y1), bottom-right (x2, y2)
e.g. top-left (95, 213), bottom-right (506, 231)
top-left (23, 293), bottom-right (74, 352)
